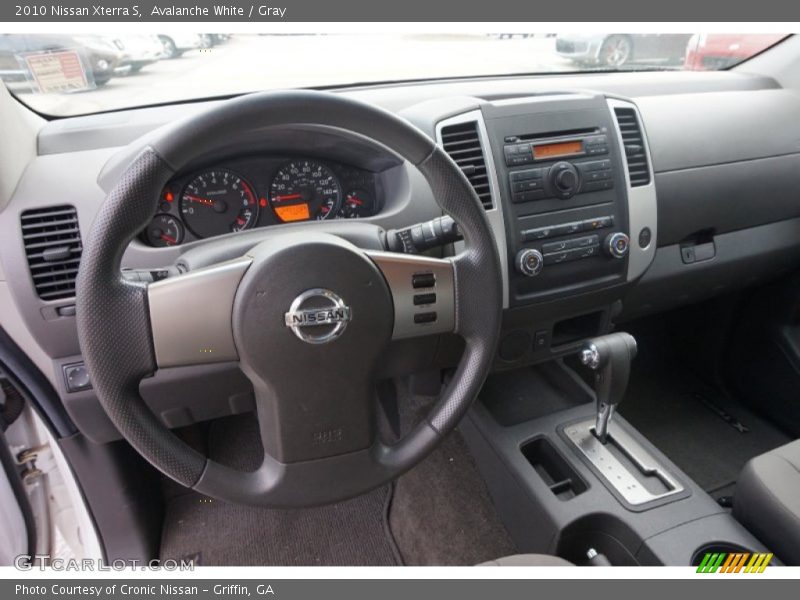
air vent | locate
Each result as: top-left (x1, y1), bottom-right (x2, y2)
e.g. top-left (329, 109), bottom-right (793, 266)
top-left (613, 107), bottom-right (651, 187)
top-left (440, 121), bottom-right (493, 209)
top-left (21, 205), bottom-right (83, 301)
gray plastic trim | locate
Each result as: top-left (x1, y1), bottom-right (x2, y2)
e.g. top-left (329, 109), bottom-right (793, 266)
top-left (366, 251), bottom-right (455, 340)
top-left (607, 97), bottom-right (658, 283)
top-left (147, 257), bottom-right (251, 367)
top-left (434, 110), bottom-right (510, 308)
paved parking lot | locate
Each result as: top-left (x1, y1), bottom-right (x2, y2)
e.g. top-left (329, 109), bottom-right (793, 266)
top-left (18, 34), bottom-right (576, 116)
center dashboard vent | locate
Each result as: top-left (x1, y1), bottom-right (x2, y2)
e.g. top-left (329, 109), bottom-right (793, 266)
top-left (440, 121), bottom-right (494, 209)
top-left (20, 205), bottom-right (83, 301)
top-left (613, 107), bottom-right (651, 187)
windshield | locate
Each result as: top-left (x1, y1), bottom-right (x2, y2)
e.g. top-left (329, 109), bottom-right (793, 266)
top-left (0, 33), bottom-right (789, 117)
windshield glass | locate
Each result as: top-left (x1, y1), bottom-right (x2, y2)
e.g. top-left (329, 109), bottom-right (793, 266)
top-left (0, 33), bottom-right (788, 117)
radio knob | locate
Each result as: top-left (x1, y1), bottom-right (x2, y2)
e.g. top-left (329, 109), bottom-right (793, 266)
top-left (549, 162), bottom-right (580, 198)
top-left (605, 232), bottom-right (630, 259)
top-left (515, 248), bottom-right (544, 277)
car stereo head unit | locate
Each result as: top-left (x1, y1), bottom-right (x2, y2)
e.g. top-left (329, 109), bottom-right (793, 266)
top-left (503, 130), bottom-right (610, 167)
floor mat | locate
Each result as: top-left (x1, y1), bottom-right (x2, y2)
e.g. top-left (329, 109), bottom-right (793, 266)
top-left (619, 343), bottom-right (791, 497)
top-left (388, 380), bottom-right (517, 565)
top-left (160, 415), bottom-right (400, 566)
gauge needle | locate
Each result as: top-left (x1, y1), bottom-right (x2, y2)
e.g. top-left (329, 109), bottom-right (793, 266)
top-left (347, 197), bottom-right (364, 206)
top-left (160, 234), bottom-right (177, 245)
top-left (271, 193), bottom-right (303, 203)
top-left (183, 194), bottom-right (216, 207)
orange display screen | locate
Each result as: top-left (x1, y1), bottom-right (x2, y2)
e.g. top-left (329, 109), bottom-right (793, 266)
top-left (533, 140), bottom-right (583, 159)
top-left (274, 203), bottom-right (311, 222)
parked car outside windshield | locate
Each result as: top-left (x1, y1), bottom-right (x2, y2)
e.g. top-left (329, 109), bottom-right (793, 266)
top-left (0, 33), bottom-right (789, 117)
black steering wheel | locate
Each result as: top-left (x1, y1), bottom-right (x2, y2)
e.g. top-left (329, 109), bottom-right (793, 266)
top-left (76, 90), bottom-right (502, 506)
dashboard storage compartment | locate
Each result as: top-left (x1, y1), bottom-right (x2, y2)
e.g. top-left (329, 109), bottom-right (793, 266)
top-left (522, 437), bottom-right (587, 501)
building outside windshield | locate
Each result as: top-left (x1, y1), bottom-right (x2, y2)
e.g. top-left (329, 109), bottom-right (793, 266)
top-left (0, 33), bottom-right (788, 117)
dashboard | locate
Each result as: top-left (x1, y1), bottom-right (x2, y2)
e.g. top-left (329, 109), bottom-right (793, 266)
top-left (5, 69), bottom-right (800, 444)
top-left (141, 156), bottom-right (382, 247)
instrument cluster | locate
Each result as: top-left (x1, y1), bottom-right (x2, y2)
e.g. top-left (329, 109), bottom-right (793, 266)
top-left (141, 156), bottom-right (381, 247)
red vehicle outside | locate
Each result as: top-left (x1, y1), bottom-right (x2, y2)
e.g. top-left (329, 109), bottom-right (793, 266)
top-left (684, 34), bottom-right (788, 70)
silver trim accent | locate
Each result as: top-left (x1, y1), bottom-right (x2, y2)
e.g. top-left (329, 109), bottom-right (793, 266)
top-left (435, 110), bottom-right (510, 308)
top-left (283, 288), bottom-right (351, 345)
top-left (580, 343), bottom-right (600, 369)
top-left (366, 251), bottom-right (455, 340)
top-left (147, 257), bottom-right (251, 367)
top-left (607, 97), bottom-right (658, 282)
top-left (564, 418), bottom-right (684, 506)
top-left (606, 231), bottom-right (630, 259)
top-left (515, 248), bottom-right (543, 277)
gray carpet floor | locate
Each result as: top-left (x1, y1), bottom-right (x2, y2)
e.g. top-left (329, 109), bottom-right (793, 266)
top-left (160, 416), bottom-right (400, 566)
top-left (160, 384), bottom-right (516, 566)
top-left (388, 380), bottom-right (517, 565)
top-left (619, 343), bottom-right (790, 498)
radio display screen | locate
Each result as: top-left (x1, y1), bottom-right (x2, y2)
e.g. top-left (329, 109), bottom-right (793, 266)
top-left (533, 140), bottom-right (583, 159)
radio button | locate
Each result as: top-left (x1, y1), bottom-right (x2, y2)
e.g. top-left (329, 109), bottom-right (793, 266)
top-left (509, 168), bottom-right (543, 182)
top-left (586, 169), bottom-right (612, 182)
top-left (580, 159), bottom-right (612, 172)
top-left (586, 145), bottom-right (609, 156)
top-left (508, 154), bottom-right (533, 166)
top-left (544, 251), bottom-right (570, 265)
top-left (572, 235), bottom-right (599, 249)
top-left (552, 222), bottom-right (583, 236)
top-left (512, 190), bottom-right (546, 203)
top-left (582, 216), bottom-right (614, 231)
top-left (582, 179), bottom-right (614, 193)
top-left (521, 226), bottom-right (553, 241)
top-left (512, 179), bottom-right (543, 193)
top-left (549, 162), bottom-right (581, 199)
top-left (542, 240), bottom-right (569, 253)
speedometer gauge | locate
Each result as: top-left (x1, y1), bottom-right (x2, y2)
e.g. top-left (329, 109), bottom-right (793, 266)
top-left (179, 169), bottom-right (258, 238)
top-left (269, 160), bottom-right (341, 222)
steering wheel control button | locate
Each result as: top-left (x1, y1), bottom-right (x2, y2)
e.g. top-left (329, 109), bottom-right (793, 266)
top-left (412, 272), bottom-right (436, 289)
top-left (413, 312), bottom-right (438, 324)
top-left (413, 293), bottom-right (437, 306)
top-left (284, 288), bottom-right (352, 345)
top-left (516, 249), bottom-right (544, 277)
top-left (605, 232), bottom-right (631, 259)
top-left (63, 363), bottom-right (91, 393)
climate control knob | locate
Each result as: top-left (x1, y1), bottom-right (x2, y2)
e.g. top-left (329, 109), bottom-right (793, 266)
top-left (605, 232), bottom-right (630, 259)
top-left (516, 248), bottom-right (544, 277)
top-left (549, 162), bottom-right (580, 199)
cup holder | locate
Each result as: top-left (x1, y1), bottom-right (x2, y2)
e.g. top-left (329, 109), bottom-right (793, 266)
top-left (691, 543), bottom-right (754, 566)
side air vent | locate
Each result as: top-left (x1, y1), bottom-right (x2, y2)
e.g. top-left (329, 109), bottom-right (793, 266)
top-left (21, 205), bottom-right (83, 301)
top-left (440, 121), bottom-right (493, 209)
top-left (614, 107), bottom-right (651, 187)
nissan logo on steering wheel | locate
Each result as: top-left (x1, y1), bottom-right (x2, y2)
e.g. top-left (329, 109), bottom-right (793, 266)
top-left (284, 288), bottom-right (352, 344)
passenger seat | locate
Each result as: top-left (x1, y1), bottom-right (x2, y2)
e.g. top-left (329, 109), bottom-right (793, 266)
top-left (734, 439), bottom-right (800, 565)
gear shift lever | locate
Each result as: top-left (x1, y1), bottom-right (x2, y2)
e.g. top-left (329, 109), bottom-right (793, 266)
top-left (580, 332), bottom-right (637, 444)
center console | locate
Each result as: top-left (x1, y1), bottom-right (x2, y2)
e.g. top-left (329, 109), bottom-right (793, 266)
top-left (460, 334), bottom-right (771, 566)
top-left (437, 93), bottom-right (657, 367)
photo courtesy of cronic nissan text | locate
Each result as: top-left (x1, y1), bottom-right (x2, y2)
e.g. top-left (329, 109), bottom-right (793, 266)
top-left (0, 0), bottom-right (799, 596)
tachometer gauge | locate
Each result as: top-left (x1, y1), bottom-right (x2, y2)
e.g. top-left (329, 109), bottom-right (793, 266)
top-left (144, 214), bottom-right (184, 247)
top-left (340, 188), bottom-right (374, 219)
top-left (179, 169), bottom-right (258, 238)
top-left (269, 160), bottom-right (341, 222)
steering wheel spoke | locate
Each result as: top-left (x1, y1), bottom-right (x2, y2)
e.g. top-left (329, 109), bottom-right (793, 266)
top-left (147, 257), bottom-right (252, 368)
top-left (366, 250), bottom-right (456, 340)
